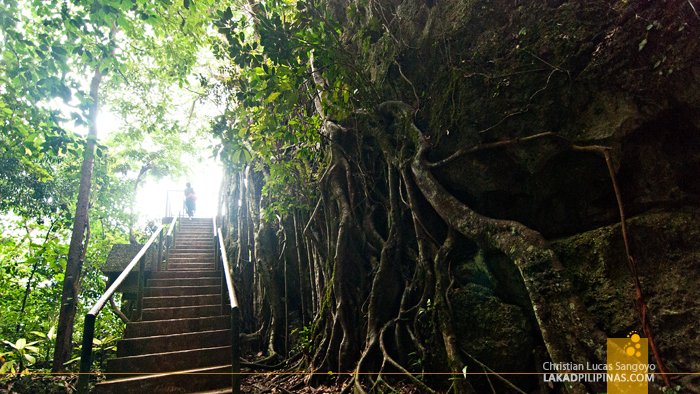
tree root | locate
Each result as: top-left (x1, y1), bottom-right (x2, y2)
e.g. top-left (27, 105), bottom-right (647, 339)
top-left (378, 321), bottom-right (437, 394)
top-left (460, 349), bottom-right (527, 394)
top-left (602, 150), bottom-right (671, 387)
top-left (378, 101), bottom-right (605, 394)
top-left (108, 295), bottom-right (129, 324)
top-left (240, 352), bottom-right (301, 370)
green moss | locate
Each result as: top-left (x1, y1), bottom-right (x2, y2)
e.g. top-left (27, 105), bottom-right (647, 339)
top-left (319, 276), bottom-right (335, 315)
top-left (551, 207), bottom-right (700, 376)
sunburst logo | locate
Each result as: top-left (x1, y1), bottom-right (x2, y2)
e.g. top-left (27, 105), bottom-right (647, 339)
top-left (607, 330), bottom-right (650, 394)
top-left (624, 331), bottom-right (643, 357)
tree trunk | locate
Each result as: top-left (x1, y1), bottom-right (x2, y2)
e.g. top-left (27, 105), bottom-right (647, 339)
top-left (52, 66), bottom-right (103, 372)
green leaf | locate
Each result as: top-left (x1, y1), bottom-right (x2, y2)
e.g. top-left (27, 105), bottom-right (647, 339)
top-left (638, 39), bottom-right (647, 51)
top-left (25, 345), bottom-right (40, 353)
top-left (2, 340), bottom-right (17, 350)
top-left (265, 91), bottom-right (281, 103)
top-left (51, 45), bottom-right (67, 56)
top-left (47, 326), bottom-right (56, 340)
top-left (0, 361), bottom-right (14, 374)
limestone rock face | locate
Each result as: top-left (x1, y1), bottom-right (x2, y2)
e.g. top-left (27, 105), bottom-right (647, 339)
top-left (551, 207), bottom-right (700, 389)
top-left (341, 0), bottom-right (700, 238)
top-left (336, 0), bottom-right (700, 390)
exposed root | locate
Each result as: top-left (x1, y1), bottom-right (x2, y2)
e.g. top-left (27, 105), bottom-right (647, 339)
top-left (603, 150), bottom-right (672, 387)
top-left (483, 365), bottom-right (497, 394)
top-left (109, 295), bottom-right (129, 324)
top-left (460, 349), bottom-right (528, 394)
top-left (241, 353), bottom-right (301, 370)
top-left (379, 321), bottom-right (437, 394)
top-left (377, 101), bottom-right (605, 394)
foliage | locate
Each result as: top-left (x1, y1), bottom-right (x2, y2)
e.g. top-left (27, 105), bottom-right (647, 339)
top-left (208, 0), bottom-right (378, 217)
top-left (1, 338), bottom-right (41, 374)
top-left (290, 325), bottom-right (313, 356)
top-left (1, 0), bottom-right (230, 375)
top-left (29, 326), bottom-right (57, 367)
top-left (0, 373), bottom-right (78, 393)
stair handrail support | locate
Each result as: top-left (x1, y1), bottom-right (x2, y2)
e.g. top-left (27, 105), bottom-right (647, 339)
top-left (77, 224), bottom-right (164, 394)
top-left (217, 228), bottom-right (240, 394)
top-left (164, 213), bottom-right (180, 271)
top-left (213, 217), bottom-right (219, 270)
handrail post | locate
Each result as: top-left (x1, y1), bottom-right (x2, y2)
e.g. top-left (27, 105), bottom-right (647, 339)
top-left (157, 230), bottom-right (163, 272)
top-left (231, 306), bottom-right (240, 394)
top-left (77, 314), bottom-right (96, 394)
top-left (221, 272), bottom-right (227, 316)
top-left (212, 217), bottom-right (218, 270)
top-left (217, 228), bottom-right (241, 394)
top-left (135, 254), bottom-right (146, 321)
top-left (78, 224), bottom-right (163, 390)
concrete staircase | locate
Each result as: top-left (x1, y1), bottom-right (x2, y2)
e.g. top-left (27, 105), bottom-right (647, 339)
top-left (96, 218), bottom-right (234, 394)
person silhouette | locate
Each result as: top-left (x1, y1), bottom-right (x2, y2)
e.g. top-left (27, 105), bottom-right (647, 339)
top-left (184, 182), bottom-right (197, 219)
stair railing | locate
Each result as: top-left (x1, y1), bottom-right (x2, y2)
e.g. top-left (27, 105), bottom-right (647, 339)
top-left (217, 227), bottom-right (241, 394)
top-left (213, 217), bottom-right (218, 268)
top-left (76, 224), bottom-right (164, 394)
top-left (163, 213), bottom-right (180, 271)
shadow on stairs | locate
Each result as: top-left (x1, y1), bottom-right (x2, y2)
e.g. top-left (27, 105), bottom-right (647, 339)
top-left (95, 218), bottom-right (234, 394)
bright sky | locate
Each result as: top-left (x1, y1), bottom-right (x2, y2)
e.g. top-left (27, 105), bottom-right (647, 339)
top-left (97, 111), bottom-right (224, 225)
top-left (135, 160), bottom-right (223, 220)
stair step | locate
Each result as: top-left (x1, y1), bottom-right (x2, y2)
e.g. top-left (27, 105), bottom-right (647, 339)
top-left (169, 257), bottom-right (215, 263)
top-left (168, 260), bottom-right (216, 266)
top-left (144, 285), bottom-right (220, 297)
top-left (147, 278), bottom-right (220, 287)
top-left (168, 259), bottom-right (216, 265)
top-left (124, 316), bottom-right (231, 338)
top-left (106, 346), bottom-right (231, 378)
top-left (117, 329), bottom-right (231, 357)
top-left (170, 248), bottom-right (215, 254)
top-left (143, 294), bottom-right (221, 308)
top-left (168, 265), bottom-right (217, 271)
top-left (175, 239), bottom-right (213, 243)
top-left (173, 245), bottom-right (214, 250)
top-left (168, 254), bottom-right (215, 260)
top-left (142, 304), bottom-right (225, 320)
top-left (149, 270), bottom-right (220, 279)
top-left (95, 365), bottom-right (233, 394)
top-left (97, 218), bottom-right (236, 393)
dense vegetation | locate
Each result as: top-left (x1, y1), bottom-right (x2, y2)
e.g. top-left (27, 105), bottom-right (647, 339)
top-left (3, 0), bottom-right (700, 393)
top-left (1, 0), bottom-right (214, 378)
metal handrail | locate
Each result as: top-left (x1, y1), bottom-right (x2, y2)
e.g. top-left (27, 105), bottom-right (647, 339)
top-left (163, 214), bottom-right (179, 271)
top-left (217, 228), bottom-right (240, 394)
top-left (77, 225), bottom-right (164, 393)
top-left (167, 215), bottom-right (178, 237)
